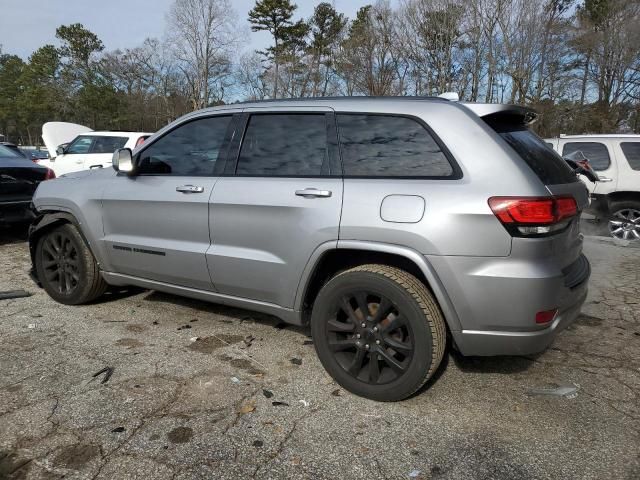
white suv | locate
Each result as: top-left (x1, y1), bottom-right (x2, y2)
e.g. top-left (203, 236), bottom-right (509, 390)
top-left (546, 134), bottom-right (640, 241)
top-left (41, 122), bottom-right (150, 176)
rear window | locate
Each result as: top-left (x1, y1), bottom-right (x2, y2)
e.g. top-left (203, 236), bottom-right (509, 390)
top-left (490, 124), bottom-right (578, 185)
top-left (562, 142), bottom-right (610, 171)
top-left (620, 142), bottom-right (640, 170)
top-left (0, 144), bottom-right (23, 158)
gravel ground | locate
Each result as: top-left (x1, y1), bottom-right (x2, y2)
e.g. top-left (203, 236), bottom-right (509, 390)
top-left (0, 225), bottom-right (639, 480)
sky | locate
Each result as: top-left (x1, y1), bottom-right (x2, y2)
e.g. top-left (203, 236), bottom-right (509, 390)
top-left (0, 0), bottom-right (380, 60)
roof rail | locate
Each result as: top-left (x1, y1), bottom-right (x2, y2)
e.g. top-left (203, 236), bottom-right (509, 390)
top-left (231, 95), bottom-right (447, 105)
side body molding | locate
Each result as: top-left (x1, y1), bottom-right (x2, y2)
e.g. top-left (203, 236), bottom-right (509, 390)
top-left (293, 240), bottom-right (462, 332)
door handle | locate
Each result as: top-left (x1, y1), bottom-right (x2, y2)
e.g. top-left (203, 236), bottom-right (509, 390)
top-left (89, 165), bottom-right (103, 169)
top-left (597, 176), bottom-right (613, 182)
top-left (176, 185), bottom-right (204, 193)
top-left (295, 188), bottom-right (332, 198)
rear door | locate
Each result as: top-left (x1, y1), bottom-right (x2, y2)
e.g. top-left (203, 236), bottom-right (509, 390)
top-left (207, 107), bottom-right (343, 307)
top-left (561, 139), bottom-right (616, 195)
top-left (101, 114), bottom-right (235, 290)
top-left (85, 135), bottom-right (129, 170)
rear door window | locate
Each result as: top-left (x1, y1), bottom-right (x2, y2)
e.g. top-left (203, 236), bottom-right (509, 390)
top-left (336, 114), bottom-right (454, 177)
top-left (91, 136), bottom-right (128, 154)
top-left (562, 142), bottom-right (610, 171)
top-left (620, 142), bottom-right (640, 170)
top-left (489, 124), bottom-right (578, 185)
top-left (236, 114), bottom-right (329, 176)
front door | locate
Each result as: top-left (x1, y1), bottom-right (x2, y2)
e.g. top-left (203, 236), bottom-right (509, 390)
top-left (101, 114), bottom-right (234, 290)
top-left (208, 109), bottom-right (343, 308)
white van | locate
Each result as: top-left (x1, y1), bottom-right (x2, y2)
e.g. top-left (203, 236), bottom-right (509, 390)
top-left (545, 134), bottom-right (640, 241)
top-left (41, 122), bottom-right (151, 176)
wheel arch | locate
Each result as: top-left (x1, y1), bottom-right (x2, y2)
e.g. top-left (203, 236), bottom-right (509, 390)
top-left (28, 211), bottom-right (98, 284)
top-left (295, 240), bottom-right (462, 332)
top-left (607, 191), bottom-right (640, 207)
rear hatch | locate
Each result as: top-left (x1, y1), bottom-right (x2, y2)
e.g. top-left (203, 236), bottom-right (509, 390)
top-left (465, 104), bottom-right (589, 277)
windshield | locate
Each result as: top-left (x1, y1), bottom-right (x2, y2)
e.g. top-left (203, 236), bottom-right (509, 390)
top-left (0, 144), bottom-right (23, 158)
top-left (488, 123), bottom-right (578, 185)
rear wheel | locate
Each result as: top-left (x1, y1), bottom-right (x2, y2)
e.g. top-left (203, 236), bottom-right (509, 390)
top-left (35, 223), bottom-right (107, 304)
top-left (311, 264), bottom-right (446, 401)
top-left (608, 201), bottom-right (640, 241)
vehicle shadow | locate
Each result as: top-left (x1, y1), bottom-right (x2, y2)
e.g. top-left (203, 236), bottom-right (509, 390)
top-left (450, 350), bottom-right (536, 374)
top-left (0, 224), bottom-right (29, 246)
top-left (142, 290), bottom-right (311, 336)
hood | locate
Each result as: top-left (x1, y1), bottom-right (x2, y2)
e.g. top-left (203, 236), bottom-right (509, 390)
top-left (42, 122), bottom-right (92, 158)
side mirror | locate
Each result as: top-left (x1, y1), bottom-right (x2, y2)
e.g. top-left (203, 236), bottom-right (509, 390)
top-left (55, 143), bottom-right (68, 156)
top-left (113, 148), bottom-right (134, 174)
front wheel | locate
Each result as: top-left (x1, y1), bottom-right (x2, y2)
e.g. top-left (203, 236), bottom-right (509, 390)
top-left (35, 223), bottom-right (107, 304)
top-left (608, 201), bottom-right (640, 241)
top-left (311, 264), bottom-right (447, 401)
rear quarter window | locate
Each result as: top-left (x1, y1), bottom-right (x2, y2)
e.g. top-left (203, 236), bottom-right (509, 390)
top-left (91, 136), bottom-right (129, 154)
top-left (336, 114), bottom-right (455, 178)
top-left (620, 142), bottom-right (640, 170)
top-left (562, 142), bottom-right (610, 171)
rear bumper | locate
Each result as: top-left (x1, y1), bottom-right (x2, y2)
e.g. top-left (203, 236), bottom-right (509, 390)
top-left (452, 286), bottom-right (588, 356)
top-left (0, 200), bottom-right (35, 224)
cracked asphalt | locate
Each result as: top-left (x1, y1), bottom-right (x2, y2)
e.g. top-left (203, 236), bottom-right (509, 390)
top-left (0, 225), bottom-right (639, 480)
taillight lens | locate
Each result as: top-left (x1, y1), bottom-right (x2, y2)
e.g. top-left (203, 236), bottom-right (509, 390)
top-left (488, 196), bottom-right (578, 236)
top-left (44, 168), bottom-right (56, 180)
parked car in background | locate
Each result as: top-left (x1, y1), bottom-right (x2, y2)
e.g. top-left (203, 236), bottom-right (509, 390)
top-left (41, 122), bottom-right (151, 176)
top-left (30, 98), bottom-right (590, 401)
top-left (23, 148), bottom-right (50, 163)
top-left (0, 142), bottom-right (28, 159)
top-left (546, 134), bottom-right (640, 241)
top-left (1, 143), bottom-right (55, 225)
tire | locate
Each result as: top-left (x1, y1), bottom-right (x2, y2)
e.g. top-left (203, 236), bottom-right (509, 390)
top-left (35, 223), bottom-right (107, 304)
top-left (607, 201), bottom-right (640, 241)
top-left (311, 264), bottom-right (447, 401)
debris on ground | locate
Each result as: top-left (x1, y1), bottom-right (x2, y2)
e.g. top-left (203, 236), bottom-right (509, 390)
top-left (27, 323), bottom-right (37, 329)
top-left (152, 321), bottom-right (159, 325)
top-left (111, 427), bottom-right (126, 433)
top-left (272, 401), bottom-right (289, 407)
top-left (331, 389), bottom-right (341, 397)
top-left (238, 399), bottom-right (256, 415)
top-left (230, 376), bottom-right (241, 384)
top-left (92, 367), bottom-right (114, 384)
top-left (177, 324), bottom-right (192, 330)
top-left (290, 358), bottom-right (302, 366)
top-left (299, 399), bottom-right (309, 407)
top-left (253, 440), bottom-right (264, 447)
top-left (262, 389), bottom-right (274, 398)
top-left (189, 337), bottom-right (199, 342)
top-left (0, 290), bottom-right (32, 300)
top-left (190, 318), bottom-right (198, 322)
top-left (408, 469), bottom-right (422, 478)
top-left (526, 384), bottom-right (579, 399)
top-left (244, 335), bottom-right (255, 347)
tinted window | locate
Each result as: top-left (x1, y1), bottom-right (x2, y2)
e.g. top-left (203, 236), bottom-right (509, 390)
top-left (337, 114), bottom-right (453, 177)
top-left (138, 116), bottom-right (231, 175)
top-left (490, 124), bottom-right (578, 185)
top-left (236, 114), bottom-right (328, 176)
top-left (91, 136), bottom-right (128, 154)
top-left (66, 136), bottom-right (94, 154)
top-left (0, 144), bottom-right (23, 158)
top-left (620, 142), bottom-right (640, 170)
top-left (562, 142), bottom-right (610, 171)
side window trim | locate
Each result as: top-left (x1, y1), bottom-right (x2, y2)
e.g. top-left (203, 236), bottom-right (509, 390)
top-left (134, 113), bottom-right (235, 177)
top-left (226, 111), bottom-right (338, 178)
top-left (335, 112), bottom-right (462, 180)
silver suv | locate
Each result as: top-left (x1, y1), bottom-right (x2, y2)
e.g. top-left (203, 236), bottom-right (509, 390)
top-left (28, 98), bottom-right (590, 401)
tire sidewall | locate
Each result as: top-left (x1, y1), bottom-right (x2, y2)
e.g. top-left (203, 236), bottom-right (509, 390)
top-left (311, 270), bottom-right (434, 401)
top-left (36, 224), bottom-right (92, 305)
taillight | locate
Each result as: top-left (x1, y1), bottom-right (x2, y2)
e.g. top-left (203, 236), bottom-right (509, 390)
top-left (135, 136), bottom-right (147, 147)
top-left (488, 196), bottom-right (578, 236)
top-left (44, 168), bottom-right (56, 180)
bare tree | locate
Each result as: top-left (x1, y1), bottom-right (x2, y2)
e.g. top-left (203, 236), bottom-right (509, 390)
top-left (167, 0), bottom-right (241, 108)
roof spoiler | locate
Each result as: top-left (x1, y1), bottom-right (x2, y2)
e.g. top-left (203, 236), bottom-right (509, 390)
top-left (462, 103), bottom-right (538, 126)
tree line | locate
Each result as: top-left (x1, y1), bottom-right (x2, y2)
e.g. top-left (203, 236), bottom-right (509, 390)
top-left (1, 0), bottom-right (639, 145)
